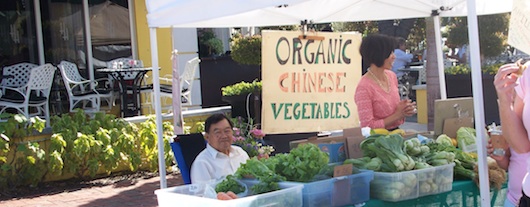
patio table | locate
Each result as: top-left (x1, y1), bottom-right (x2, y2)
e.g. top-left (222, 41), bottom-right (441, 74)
top-left (96, 67), bottom-right (156, 117)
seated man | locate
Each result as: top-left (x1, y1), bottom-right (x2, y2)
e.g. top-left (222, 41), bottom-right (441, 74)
top-left (190, 114), bottom-right (249, 184)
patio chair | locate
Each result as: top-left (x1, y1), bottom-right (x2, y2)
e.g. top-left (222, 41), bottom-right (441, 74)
top-left (170, 133), bottom-right (207, 184)
top-left (158, 57), bottom-right (201, 111)
top-left (58, 61), bottom-right (110, 114)
top-left (1, 62), bottom-right (38, 91)
top-left (0, 64), bottom-right (56, 127)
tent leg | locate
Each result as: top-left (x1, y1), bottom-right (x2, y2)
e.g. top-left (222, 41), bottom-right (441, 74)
top-left (150, 28), bottom-right (167, 189)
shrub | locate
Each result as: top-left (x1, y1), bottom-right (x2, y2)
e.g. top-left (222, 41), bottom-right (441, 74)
top-left (444, 63), bottom-right (502, 75)
top-left (221, 79), bottom-right (262, 96)
top-left (230, 34), bottom-right (262, 65)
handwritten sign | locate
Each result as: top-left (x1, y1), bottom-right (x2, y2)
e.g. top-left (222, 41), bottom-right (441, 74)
top-left (333, 164), bottom-right (353, 177)
top-left (508, 0), bottom-right (530, 55)
top-left (261, 30), bottom-right (362, 134)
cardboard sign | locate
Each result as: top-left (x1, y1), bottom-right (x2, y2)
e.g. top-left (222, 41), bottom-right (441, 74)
top-left (442, 117), bottom-right (474, 138)
top-left (508, 0), bottom-right (530, 55)
top-left (343, 127), bottom-right (365, 159)
top-left (333, 164), bottom-right (353, 177)
top-left (261, 30), bottom-right (362, 134)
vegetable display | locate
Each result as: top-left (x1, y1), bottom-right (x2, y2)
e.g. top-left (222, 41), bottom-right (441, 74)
top-left (219, 143), bottom-right (330, 197)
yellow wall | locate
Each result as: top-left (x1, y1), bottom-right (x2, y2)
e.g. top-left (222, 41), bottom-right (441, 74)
top-left (133, 0), bottom-right (174, 114)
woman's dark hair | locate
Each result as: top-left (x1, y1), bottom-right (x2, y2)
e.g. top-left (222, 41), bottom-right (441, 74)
top-left (204, 114), bottom-right (233, 133)
top-left (359, 34), bottom-right (396, 67)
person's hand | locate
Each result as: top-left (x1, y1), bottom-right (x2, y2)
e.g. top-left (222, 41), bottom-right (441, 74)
top-left (487, 138), bottom-right (506, 162)
top-left (400, 99), bottom-right (417, 116)
top-left (396, 99), bottom-right (409, 118)
top-left (494, 62), bottom-right (520, 104)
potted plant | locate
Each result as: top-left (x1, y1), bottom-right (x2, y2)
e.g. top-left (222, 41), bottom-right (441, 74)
top-left (221, 79), bottom-right (262, 120)
top-left (198, 30), bottom-right (224, 58)
top-left (221, 34), bottom-right (263, 120)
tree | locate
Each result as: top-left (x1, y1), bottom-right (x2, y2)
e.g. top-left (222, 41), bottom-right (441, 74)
top-left (445, 13), bottom-right (509, 59)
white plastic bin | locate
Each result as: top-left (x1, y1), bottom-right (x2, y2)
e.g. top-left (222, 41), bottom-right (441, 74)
top-left (371, 163), bottom-right (454, 202)
top-left (155, 180), bottom-right (303, 207)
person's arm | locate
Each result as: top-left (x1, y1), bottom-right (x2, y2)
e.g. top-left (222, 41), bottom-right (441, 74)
top-left (394, 50), bottom-right (413, 63)
top-left (495, 63), bottom-right (530, 153)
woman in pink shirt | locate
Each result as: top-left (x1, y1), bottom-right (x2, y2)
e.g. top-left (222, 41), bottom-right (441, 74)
top-left (494, 60), bottom-right (530, 206)
top-left (355, 34), bottom-right (416, 130)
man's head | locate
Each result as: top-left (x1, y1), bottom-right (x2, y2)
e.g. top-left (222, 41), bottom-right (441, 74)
top-left (204, 114), bottom-right (234, 154)
top-left (396, 37), bottom-right (407, 51)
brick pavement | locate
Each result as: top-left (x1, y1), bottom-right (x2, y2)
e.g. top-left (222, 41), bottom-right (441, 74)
top-left (0, 173), bottom-right (184, 207)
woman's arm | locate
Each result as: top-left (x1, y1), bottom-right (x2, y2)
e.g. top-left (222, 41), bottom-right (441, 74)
top-left (500, 95), bottom-right (530, 153)
top-left (495, 63), bottom-right (530, 153)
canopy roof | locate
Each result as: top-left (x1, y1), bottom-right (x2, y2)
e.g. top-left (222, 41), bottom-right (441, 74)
top-left (146, 0), bottom-right (512, 28)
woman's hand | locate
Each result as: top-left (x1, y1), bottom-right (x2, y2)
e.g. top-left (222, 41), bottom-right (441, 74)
top-left (494, 63), bottom-right (520, 104)
top-left (397, 99), bottom-right (416, 117)
top-left (487, 139), bottom-right (506, 161)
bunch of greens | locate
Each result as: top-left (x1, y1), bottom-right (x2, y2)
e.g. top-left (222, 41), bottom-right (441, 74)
top-left (234, 158), bottom-right (285, 194)
top-left (231, 143), bottom-right (330, 195)
top-left (456, 127), bottom-right (477, 151)
top-left (215, 175), bottom-right (246, 194)
top-left (360, 134), bottom-right (415, 172)
top-left (272, 144), bottom-right (329, 182)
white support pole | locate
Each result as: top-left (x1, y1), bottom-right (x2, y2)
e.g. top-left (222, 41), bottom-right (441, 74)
top-left (467, 0), bottom-right (490, 206)
top-left (82, 0), bottom-right (95, 87)
top-left (433, 15), bottom-right (447, 100)
top-left (128, 0), bottom-right (138, 59)
top-left (150, 28), bottom-right (167, 189)
top-left (34, 0), bottom-right (44, 65)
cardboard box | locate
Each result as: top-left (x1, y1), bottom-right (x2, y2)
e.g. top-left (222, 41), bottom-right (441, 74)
top-left (434, 97), bottom-right (474, 136)
top-left (442, 117), bottom-right (474, 138)
top-left (290, 136), bottom-right (348, 163)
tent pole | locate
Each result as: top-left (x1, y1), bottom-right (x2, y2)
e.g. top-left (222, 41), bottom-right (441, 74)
top-left (150, 28), bottom-right (167, 189)
top-left (467, 0), bottom-right (490, 206)
top-left (34, 0), bottom-right (44, 65)
top-left (82, 0), bottom-right (95, 88)
top-left (433, 14), bottom-right (447, 100)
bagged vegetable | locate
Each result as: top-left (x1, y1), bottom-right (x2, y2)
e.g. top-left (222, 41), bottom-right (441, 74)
top-left (456, 127), bottom-right (477, 153)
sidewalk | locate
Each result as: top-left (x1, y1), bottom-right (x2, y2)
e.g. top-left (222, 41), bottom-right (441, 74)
top-left (0, 173), bottom-right (184, 207)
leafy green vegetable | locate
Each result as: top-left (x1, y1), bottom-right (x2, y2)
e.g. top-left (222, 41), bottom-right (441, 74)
top-left (215, 175), bottom-right (245, 194)
top-left (456, 127), bottom-right (477, 150)
top-left (436, 134), bottom-right (453, 146)
top-left (234, 157), bottom-right (285, 194)
top-left (273, 144), bottom-right (329, 182)
top-left (361, 134), bottom-right (415, 172)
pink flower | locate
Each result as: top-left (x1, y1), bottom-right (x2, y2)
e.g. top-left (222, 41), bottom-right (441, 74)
top-left (250, 128), bottom-right (265, 139)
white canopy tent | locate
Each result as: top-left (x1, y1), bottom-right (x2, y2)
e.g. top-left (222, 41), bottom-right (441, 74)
top-left (145, 1), bottom-right (513, 206)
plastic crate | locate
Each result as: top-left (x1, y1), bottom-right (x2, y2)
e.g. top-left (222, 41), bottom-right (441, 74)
top-left (283, 170), bottom-right (374, 207)
top-left (371, 163), bottom-right (454, 202)
top-left (155, 180), bottom-right (303, 207)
